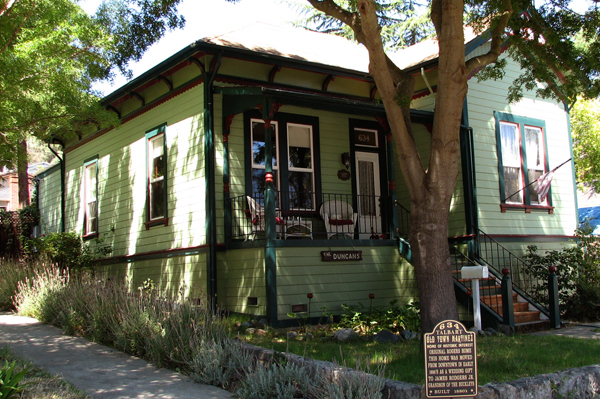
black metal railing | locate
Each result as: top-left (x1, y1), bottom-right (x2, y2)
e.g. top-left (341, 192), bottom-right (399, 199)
top-left (226, 191), bottom-right (402, 241)
top-left (449, 246), bottom-right (503, 320)
top-left (396, 202), bottom-right (411, 240)
top-left (474, 229), bottom-right (550, 315)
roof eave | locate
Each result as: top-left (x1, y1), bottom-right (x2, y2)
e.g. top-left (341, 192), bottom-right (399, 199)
top-left (101, 40), bottom-right (374, 106)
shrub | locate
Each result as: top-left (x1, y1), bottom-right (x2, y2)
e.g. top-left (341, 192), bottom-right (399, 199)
top-left (237, 361), bottom-right (319, 399)
top-left (524, 224), bottom-right (600, 321)
top-left (338, 300), bottom-right (420, 334)
top-left (0, 258), bottom-right (41, 310)
top-left (23, 230), bottom-right (113, 271)
top-left (11, 264), bottom-right (394, 397)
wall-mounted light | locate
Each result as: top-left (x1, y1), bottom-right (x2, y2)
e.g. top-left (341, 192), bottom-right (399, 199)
top-left (341, 152), bottom-right (351, 170)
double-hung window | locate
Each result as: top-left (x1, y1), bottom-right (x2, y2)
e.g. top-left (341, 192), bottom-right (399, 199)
top-left (247, 112), bottom-right (319, 211)
top-left (286, 123), bottom-right (314, 210)
top-left (495, 112), bottom-right (550, 211)
top-left (146, 124), bottom-right (168, 227)
top-left (251, 119), bottom-right (279, 199)
top-left (83, 157), bottom-right (98, 236)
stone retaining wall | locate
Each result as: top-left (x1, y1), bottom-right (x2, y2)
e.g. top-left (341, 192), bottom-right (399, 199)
top-left (242, 342), bottom-right (600, 399)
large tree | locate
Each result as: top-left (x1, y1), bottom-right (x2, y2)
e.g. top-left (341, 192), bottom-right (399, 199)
top-left (570, 97), bottom-right (600, 193)
top-left (0, 0), bottom-right (184, 205)
top-left (305, 0), bottom-right (600, 332)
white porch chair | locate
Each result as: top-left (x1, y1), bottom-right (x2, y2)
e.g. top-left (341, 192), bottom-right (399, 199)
top-left (246, 196), bottom-right (284, 240)
top-left (320, 200), bottom-right (357, 239)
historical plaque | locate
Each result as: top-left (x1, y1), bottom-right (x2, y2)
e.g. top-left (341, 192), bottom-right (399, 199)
top-left (424, 320), bottom-right (478, 398)
top-left (321, 250), bottom-right (362, 261)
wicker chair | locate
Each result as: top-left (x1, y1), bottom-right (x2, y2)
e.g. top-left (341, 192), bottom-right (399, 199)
top-left (319, 200), bottom-right (357, 239)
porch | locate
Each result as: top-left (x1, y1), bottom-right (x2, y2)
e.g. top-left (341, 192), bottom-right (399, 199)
top-left (225, 191), bottom-right (411, 242)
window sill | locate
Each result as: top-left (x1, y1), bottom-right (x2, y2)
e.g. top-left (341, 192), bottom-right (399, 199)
top-left (500, 204), bottom-right (554, 214)
top-left (145, 217), bottom-right (169, 230)
top-left (82, 232), bottom-right (99, 241)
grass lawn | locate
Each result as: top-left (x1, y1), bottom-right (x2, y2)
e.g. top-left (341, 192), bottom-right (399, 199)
top-left (240, 332), bottom-right (600, 385)
top-left (0, 345), bottom-right (90, 399)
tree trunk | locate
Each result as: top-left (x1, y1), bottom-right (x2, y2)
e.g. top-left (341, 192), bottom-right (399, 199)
top-left (17, 139), bottom-right (29, 208)
top-left (410, 200), bottom-right (459, 333)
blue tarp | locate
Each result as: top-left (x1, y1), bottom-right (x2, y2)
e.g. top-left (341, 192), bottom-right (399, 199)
top-left (579, 207), bottom-right (600, 235)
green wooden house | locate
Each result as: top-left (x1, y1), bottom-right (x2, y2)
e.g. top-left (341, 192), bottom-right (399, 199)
top-left (36, 22), bottom-right (578, 328)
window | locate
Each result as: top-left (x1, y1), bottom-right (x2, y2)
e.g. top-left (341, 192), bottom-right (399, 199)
top-left (286, 123), bottom-right (314, 210)
top-left (247, 112), bottom-right (319, 211)
top-left (251, 119), bottom-right (279, 196)
top-left (83, 157), bottom-right (98, 236)
top-left (146, 124), bottom-right (168, 227)
top-left (495, 112), bottom-right (550, 210)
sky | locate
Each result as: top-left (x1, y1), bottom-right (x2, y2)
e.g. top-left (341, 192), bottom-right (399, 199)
top-left (81, 0), bottom-right (306, 96)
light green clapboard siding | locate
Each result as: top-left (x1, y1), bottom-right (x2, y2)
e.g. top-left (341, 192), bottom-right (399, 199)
top-left (217, 248), bottom-right (266, 316)
top-left (100, 252), bottom-right (208, 300)
top-left (391, 122), bottom-right (468, 237)
top-left (63, 84), bottom-right (207, 257)
top-left (276, 246), bottom-right (417, 320)
top-left (214, 94), bottom-right (226, 243)
top-left (467, 53), bottom-right (577, 237)
top-left (37, 167), bottom-right (62, 234)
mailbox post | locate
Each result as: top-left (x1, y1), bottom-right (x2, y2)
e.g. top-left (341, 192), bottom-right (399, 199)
top-left (461, 265), bottom-right (489, 331)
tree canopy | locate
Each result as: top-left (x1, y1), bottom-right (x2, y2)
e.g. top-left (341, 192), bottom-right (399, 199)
top-left (571, 97), bottom-right (600, 192)
top-left (292, 0), bottom-right (434, 49)
top-left (0, 0), bottom-right (185, 170)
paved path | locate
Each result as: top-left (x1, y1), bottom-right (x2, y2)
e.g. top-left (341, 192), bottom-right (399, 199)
top-left (528, 322), bottom-right (600, 339)
top-left (0, 312), bottom-right (235, 399)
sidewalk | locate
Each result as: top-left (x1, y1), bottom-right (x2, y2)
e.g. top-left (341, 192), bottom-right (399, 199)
top-left (0, 312), bottom-right (234, 399)
top-left (527, 321), bottom-right (600, 339)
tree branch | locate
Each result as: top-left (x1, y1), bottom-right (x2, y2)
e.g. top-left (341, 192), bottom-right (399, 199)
top-left (4, 113), bottom-right (73, 132)
top-left (305, 0), bottom-right (365, 43)
top-left (465, 0), bottom-right (513, 74)
top-left (0, 1), bottom-right (35, 55)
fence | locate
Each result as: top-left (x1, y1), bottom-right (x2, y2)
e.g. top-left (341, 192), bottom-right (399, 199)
top-left (0, 210), bottom-right (38, 257)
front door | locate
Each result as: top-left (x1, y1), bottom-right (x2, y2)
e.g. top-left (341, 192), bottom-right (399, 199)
top-left (355, 152), bottom-right (382, 239)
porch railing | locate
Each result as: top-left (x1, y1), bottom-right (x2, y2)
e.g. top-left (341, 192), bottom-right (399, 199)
top-left (226, 191), bottom-right (404, 241)
top-left (474, 229), bottom-right (550, 316)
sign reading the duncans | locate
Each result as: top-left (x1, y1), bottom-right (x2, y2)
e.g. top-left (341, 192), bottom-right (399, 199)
top-left (321, 251), bottom-right (362, 261)
top-left (424, 320), bottom-right (478, 398)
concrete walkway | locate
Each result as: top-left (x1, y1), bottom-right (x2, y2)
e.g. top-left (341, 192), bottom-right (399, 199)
top-left (528, 321), bottom-right (600, 339)
top-left (0, 312), bottom-right (235, 399)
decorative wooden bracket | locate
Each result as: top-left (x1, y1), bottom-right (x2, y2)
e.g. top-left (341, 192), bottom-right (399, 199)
top-left (157, 75), bottom-right (173, 91)
top-left (187, 56), bottom-right (205, 73)
top-left (370, 85), bottom-right (378, 100)
top-left (106, 105), bottom-right (121, 119)
top-left (224, 114), bottom-right (235, 135)
top-left (269, 65), bottom-right (281, 82)
top-left (322, 74), bottom-right (335, 91)
top-left (376, 117), bottom-right (390, 132)
top-left (129, 91), bottom-right (145, 106)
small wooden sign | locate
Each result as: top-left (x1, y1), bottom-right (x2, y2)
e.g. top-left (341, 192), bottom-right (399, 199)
top-left (424, 320), bottom-right (478, 398)
top-left (337, 169), bottom-right (351, 181)
top-left (321, 250), bottom-right (362, 261)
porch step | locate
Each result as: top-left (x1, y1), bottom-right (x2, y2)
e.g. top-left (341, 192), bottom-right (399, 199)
top-left (514, 311), bottom-right (542, 324)
top-left (487, 301), bottom-right (531, 314)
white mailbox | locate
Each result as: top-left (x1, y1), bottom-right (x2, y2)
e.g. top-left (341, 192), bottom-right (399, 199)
top-left (460, 265), bottom-right (489, 331)
top-left (460, 265), bottom-right (489, 280)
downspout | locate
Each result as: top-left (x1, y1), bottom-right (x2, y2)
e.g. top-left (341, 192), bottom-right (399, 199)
top-left (204, 53), bottom-right (222, 314)
top-left (47, 140), bottom-right (65, 233)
